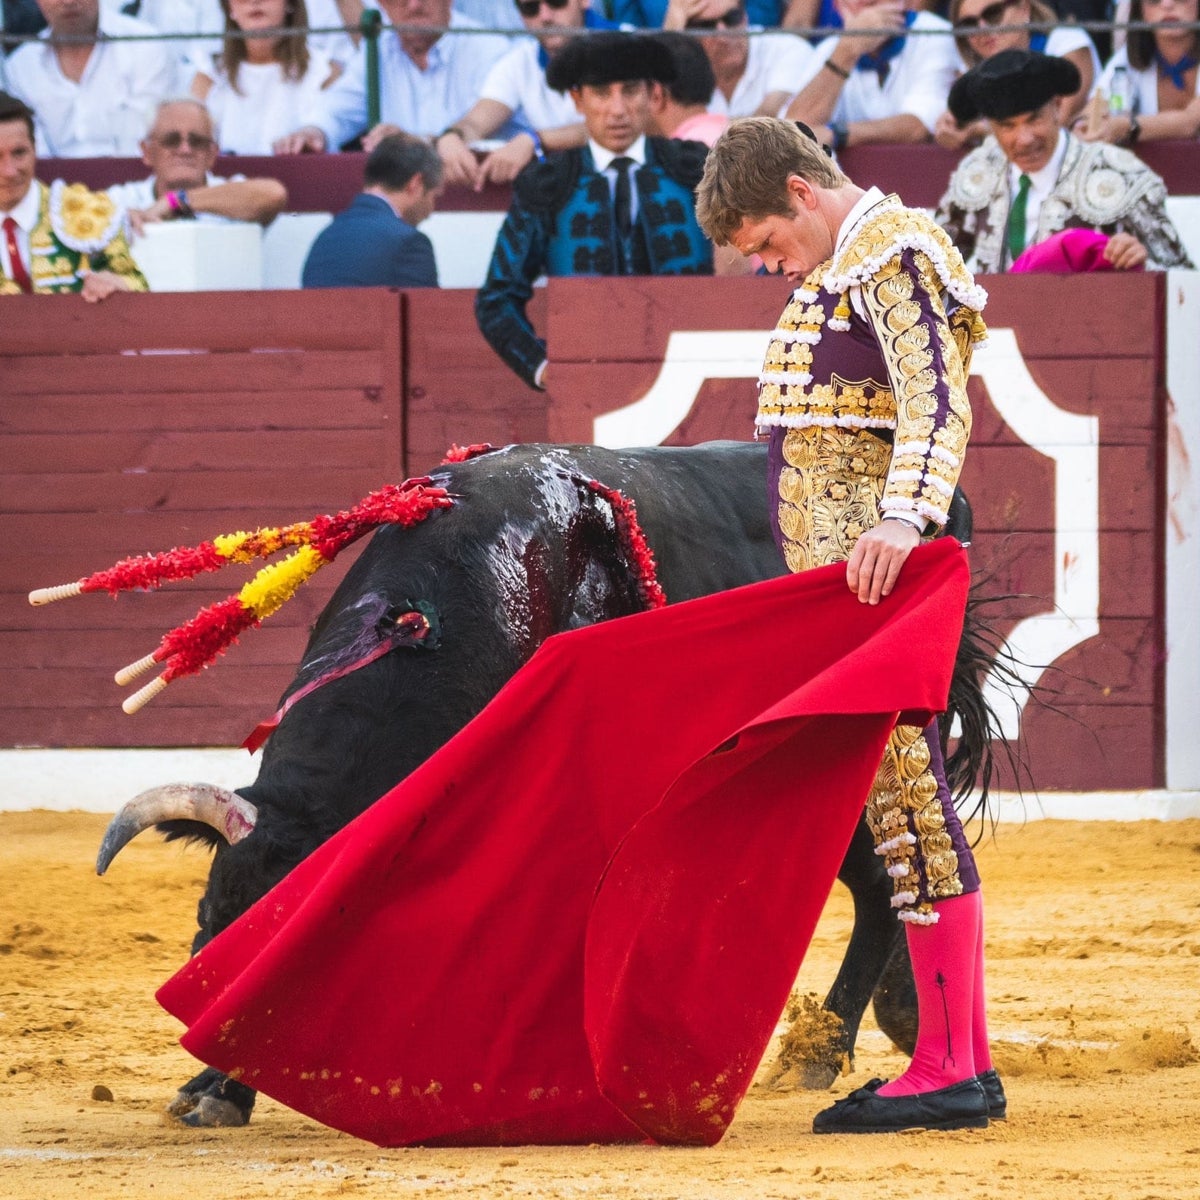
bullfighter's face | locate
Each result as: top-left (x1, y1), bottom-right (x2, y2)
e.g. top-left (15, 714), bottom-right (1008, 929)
top-left (989, 99), bottom-right (1061, 176)
top-left (0, 118), bottom-right (36, 214)
top-left (570, 79), bottom-right (651, 154)
top-left (728, 173), bottom-right (837, 284)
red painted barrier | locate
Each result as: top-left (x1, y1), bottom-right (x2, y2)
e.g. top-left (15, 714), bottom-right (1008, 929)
top-left (0, 274), bottom-right (1167, 791)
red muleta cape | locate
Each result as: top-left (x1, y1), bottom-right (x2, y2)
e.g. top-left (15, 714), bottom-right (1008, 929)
top-left (157, 539), bottom-right (970, 1148)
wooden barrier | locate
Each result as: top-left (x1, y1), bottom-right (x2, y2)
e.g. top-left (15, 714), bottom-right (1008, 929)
top-left (0, 274), bottom-right (1169, 792)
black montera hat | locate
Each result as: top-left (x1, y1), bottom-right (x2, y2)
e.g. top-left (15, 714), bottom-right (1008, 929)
top-left (546, 32), bottom-right (677, 93)
top-left (948, 48), bottom-right (1081, 124)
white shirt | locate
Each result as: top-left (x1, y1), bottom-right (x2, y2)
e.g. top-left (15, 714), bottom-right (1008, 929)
top-left (477, 37), bottom-right (582, 134)
top-left (310, 10), bottom-right (513, 148)
top-left (107, 171), bottom-right (245, 224)
top-left (1098, 44), bottom-right (1200, 117)
top-left (0, 180), bottom-right (40, 282)
top-left (1009, 128), bottom-right (1068, 250)
top-left (5, 10), bottom-right (176, 157)
top-left (810, 12), bottom-right (960, 135)
top-left (708, 30), bottom-right (817, 118)
top-left (199, 51), bottom-right (340, 155)
top-left (590, 133), bottom-right (647, 225)
top-left (101, 0), bottom-right (225, 91)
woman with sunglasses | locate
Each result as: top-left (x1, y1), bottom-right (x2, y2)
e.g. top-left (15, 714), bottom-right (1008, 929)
top-left (189, 0), bottom-right (344, 155)
top-left (934, 0), bottom-right (1098, 147)
top-left (1078, 0), bottom-right (1200, 144)
top-left (615, 0), bottom-right (788, 31)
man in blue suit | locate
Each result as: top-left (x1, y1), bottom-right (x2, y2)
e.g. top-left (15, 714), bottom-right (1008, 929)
top-left (475, 32), bottom-right (715, 390)
top-left (302, 136), bottom-right (443, 289)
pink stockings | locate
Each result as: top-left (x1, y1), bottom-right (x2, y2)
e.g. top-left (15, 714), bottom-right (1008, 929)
top-left (877, 889), bottom-right (992, 1097)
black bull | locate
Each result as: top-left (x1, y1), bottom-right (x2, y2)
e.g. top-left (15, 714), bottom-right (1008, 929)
top-left (97, 441), bottom-right (983, 1129)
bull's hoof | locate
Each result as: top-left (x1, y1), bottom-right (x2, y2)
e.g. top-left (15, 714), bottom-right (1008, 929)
top-left (167, 1068), bottom-right (256, 1128)
top-left (174, 1095), bottom-right (252, 1127)
top-left (798, 1058), bottom-right (847, 1091)
top-left (871, 941), bottom-right (919, 1057)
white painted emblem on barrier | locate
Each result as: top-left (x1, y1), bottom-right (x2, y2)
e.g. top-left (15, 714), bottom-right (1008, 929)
top-left (969, 330), bottom-right (1099, 739)
top-left (591, 325), bottom-right (1100, 744)
top-left (592, 330), bottom-right (771, 448)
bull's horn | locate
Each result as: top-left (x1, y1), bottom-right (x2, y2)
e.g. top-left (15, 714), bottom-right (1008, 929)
top-left (96, 783), bottom-right (258, 876)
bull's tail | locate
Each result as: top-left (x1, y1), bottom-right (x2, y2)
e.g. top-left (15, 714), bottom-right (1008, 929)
top-left (940, 585), bottom-right (1036, 841)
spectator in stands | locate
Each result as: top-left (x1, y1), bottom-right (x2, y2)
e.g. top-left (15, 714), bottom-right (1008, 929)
top-left (107, 98), bottom-right (288, 235)
top-left (476, 32), bottom-right (714, 390)
top-left (936, 49), bottom-right (1193, 270)
top-left (188, 0), bottom-right (342, 155)
top-left (0, 91), bottom-right (147, 297)
top-left (275, 0), bottom-right (513, 152)
top-left (302, 134), bottom-right (441, 285)
top-left (646, 29), bottom-right (728, 143)
top-left (110, 0), bottom-right (225, 92)
top-left (934, 0), bottom-right (1098, 148)
top-left (1079, 0), bottom-right (1200, 145)
top-left (435, 0), bottom-right (618, 190)
top-left (667, 0), bottom-right (817, 117)
top-left (614, 0), bottom-right (789, 28)
top-left (4, 0), bottom-right (174, 155)
top-left (785, 0), bottom-right (960, 147)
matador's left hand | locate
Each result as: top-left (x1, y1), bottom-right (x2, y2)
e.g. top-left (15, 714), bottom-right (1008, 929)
top-left (846, 519), bottom-right (920, 605)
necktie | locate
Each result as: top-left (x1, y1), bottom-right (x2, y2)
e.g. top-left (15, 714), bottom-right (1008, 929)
top-left (3, 216), bottom-right (34, 294)
top-left (1006, 173), bottom-right (1031, 265)
top-left (611, 156), bottom-right (634, 239)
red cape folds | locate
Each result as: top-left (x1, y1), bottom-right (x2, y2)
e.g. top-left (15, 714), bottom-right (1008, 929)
top-left (157, 539), bottom-right (970, 1148)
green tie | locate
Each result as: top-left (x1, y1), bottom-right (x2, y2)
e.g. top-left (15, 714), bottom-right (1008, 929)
top-left (1006, 173), bottom-right (1032, 264)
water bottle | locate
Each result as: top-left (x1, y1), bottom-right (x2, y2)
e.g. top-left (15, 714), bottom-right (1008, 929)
top-left (1107, 65), bottom-right (1130, 115)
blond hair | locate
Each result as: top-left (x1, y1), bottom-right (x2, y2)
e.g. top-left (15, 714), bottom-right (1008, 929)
top-left (696, 117), bottom-right (848, 246)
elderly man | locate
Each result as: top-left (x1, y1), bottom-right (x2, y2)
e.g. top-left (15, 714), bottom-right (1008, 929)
top-left (106, 99), bottom-right (288, 236)
top-left (435, 0), bottom-right (620, 190)
top-left (785, 0), bottom-right (960, 148)
top-left (0, 91), bottom-right (145, 298)
top-left (276, 0), bottom-right (512, 154)
top-left (302, 135), bottom-right (442, 287)
top-left (696, 115), bottom-right (1000, 1133)
top-left (475, 32), bottom-right (714, 391)
top-left (4, 0), bottom-right (174, 156)
top-left (936, 49), bottom-right (1194, 273)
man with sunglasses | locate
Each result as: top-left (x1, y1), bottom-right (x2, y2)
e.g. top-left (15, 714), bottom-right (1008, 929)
top-left (0, 91), bottom-right (146, 298)
top-left (936, 49), bottom-right (1192, 272)
top-left (107, 99), bottom-right (288, 236)
top-left (435, 0), bottom-right (619, 191)
top-left (785, 0), bottom-right (960, 148)
top-left (665, 0), bottom-right (816, 120)
top-left (476, 32), bottom-right (714, 389)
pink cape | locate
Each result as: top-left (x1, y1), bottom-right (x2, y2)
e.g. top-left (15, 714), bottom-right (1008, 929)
top-left (1010, 227), bottom-right (1139, 274)
top-left (157, 539), bottom-right (970, 1148)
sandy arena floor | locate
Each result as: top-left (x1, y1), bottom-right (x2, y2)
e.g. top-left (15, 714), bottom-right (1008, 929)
top-left (2, 811), bottom-right (1198, 1199)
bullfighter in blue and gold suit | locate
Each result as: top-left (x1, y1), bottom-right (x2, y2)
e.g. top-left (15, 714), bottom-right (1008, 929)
top-left (698, 116), bottom-right (1000, 1137)
top-left (475, 33), bottom-right (712, 390)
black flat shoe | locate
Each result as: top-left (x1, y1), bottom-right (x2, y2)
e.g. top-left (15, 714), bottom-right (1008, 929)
top-left (976, 1068), bottom-right (1007, 1120)
top-left (812, 1077), bottom-right (989, 1134)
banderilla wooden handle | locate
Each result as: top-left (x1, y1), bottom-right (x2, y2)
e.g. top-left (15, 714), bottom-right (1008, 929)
top-left (28, 582), bottom-right (83, 606)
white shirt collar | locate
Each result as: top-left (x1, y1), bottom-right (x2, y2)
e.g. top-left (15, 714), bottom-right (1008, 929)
top-left (590, 134), bottom-right (647, 173)
top-left (1009, 129), bottom-right (1068, 195)
top-left (1, 180), bottom-right (42, 230)
top-left (835, 185), bottom-right (885, 255)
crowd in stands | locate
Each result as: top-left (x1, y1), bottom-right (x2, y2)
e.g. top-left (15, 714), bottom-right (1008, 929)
top-left (0, 0), bottom-right (1196, 322)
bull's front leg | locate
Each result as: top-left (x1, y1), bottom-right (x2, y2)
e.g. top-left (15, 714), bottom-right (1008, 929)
top-left (168, 1067), bottom-right (257, 1127)
top-left (800, 816), bottom-right (908, 1088)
